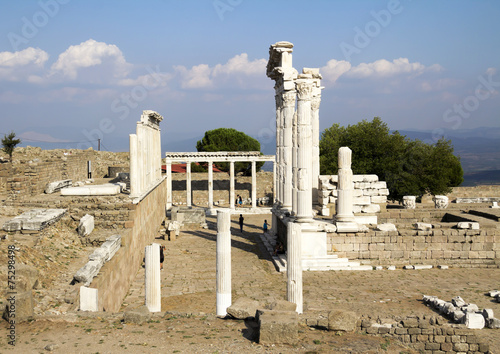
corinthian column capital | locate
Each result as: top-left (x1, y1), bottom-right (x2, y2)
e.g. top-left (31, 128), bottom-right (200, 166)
top-left (295, 81), bottom-right (314, 101)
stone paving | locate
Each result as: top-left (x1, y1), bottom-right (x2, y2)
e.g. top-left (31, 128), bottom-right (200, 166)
top-left (121, 213), bottom-right (286, 314)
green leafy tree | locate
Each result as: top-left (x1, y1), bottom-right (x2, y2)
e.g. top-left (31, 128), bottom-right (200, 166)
top-left (196, 128), bottom-right (264, 174)
top-left (320, 118), bottom-right (463, 200)
top-left (1, 131), bottom-right (21, 162)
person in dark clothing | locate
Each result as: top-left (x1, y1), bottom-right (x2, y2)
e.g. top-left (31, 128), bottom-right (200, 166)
top-left (239, 214), bottom-right (244, 232)
top-left (160, 245), bottom-right (165, 270)
top-left (263, 219), bottom-right (269, 233)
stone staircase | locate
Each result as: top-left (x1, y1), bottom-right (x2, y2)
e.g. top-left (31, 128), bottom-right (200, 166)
top-left (259, 231), bottom-right (372, 272)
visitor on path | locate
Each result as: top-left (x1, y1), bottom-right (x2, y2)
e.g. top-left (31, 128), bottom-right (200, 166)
top-left (273, 241), bottom-right (284, 256)
top-left (238, 195), bottom-right (242, 206)
top-left (160, 245), bottom-right (165, 270)
top-left (236, 195), bottom-right (240, 206)
top-left (239, 214), bottom-right (244, 232)
top-left (263, 220), bottom-right (269, 233)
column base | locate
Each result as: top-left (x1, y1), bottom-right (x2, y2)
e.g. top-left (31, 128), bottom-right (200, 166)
top-left (216, 292), bottom-right (232, 317)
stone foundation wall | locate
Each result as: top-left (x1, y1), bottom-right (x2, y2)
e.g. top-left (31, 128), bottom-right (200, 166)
top-left (170, 171), bottom-right (273, 206)
top-left (358, 316), bottom-right (491, 353)
top-left (318, 175), bottom-right (389, 216)
top-left (328, 228), bottom-right (500, 268)
top-left (91, 178), bottom-right (167, 312)
top-left (448, 185), bottom-right (500, 200)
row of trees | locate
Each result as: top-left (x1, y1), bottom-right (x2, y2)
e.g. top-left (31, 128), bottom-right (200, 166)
top-left (319, 117), bottom-right (463, 200)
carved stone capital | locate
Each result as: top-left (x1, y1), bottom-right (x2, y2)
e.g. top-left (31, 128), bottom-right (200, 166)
top-left (282, 91), bottom-right (296, 107)
top-left (296, 81), bottom-right (314, 100)
top-left (311, 97), bottom-right (321, 111)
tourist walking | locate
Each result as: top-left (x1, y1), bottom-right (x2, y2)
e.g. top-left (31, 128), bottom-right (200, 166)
top-left (239, 214), bottom-right (244, 232)
top-left (263, 220), bottom-right (269, 233)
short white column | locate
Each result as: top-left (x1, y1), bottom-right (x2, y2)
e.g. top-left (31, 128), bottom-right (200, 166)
top-left (216, 209), bottom-right (231, 317)
top-left (208, 160), bottom-right (214, 210)
top-left (287, 222), bottom-right (302, 314)
top-left (145, 243), bottom-right (161, 312)
top-left (186, 162), bottom-right (192, 207)
top-left (336, 147), bottom-right (355, 222)
top-left (166, 161), bottom-right (172, 210)
top-left (295, 79), bottom-right (314, 223)
top-left (129, 134), bottom-right (138, 197)
top-left (251, 160), bottom-right (257, 209)
top-left (230, 162), bottom-right (235, 210)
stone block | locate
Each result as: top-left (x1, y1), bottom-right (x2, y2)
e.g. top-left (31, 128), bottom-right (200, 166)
top-left (80, 286), bottom-right (98, 311)
top-left (464, 313), bottom-right (484, 329)
top-left (361, 204), bottom-right (380, 213)
top-left (371, 195), bottom-right (387, 204)
top-left (15, 264), bottom-right (40, 291)
top-left (123, 305), bottom-right (151, 324)
top-left (266, 300), bottom-right (296, 312)
top-left (327, 310), bottom-right (358, 332)
top-left (227, 297), bottom-right (260, 319)
top-left (482, 308), bottom-right (494, 319)
top-left (414, 222), bottom-right (432, 231)
top-left (78, 214), bottom-right (94, 236)
top-left (74, 260), bottom-right (102, 286)
top-left (486, 317), bottom-right (500, 329)
top-left (376, 223), bottom-right (397, 232)
top-left (3, 291), bottom-right (33, 322)
top-left (258, 310), bottom-right (298, 345)
top-left (45, 179), bottom-right (72, 194)
top-left (453, 342), bottom-right (469, 352)
top-left (353, 196), bottom-right (371, 205)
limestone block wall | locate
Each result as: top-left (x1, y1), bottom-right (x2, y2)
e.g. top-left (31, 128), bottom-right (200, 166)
top-left (328, 228), bottom-right (500, 268)
top-left (91, 179), bottom-right (167, 312)
top-left (318, 175), bottom-right (389, 215)
top-left (171, 171), bottom-right (273, 206)
top-left (447, 185), bottom-right (500, 200)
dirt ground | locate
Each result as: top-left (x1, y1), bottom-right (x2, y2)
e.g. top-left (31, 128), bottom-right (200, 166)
top-left (0, 213), bottom-right (499, 353)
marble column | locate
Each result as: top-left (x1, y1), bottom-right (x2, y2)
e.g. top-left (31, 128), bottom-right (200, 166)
top-left (295, 78), bottom-right (314, 223)
top-left (145, 243), bottom-right (161, 312)
top-left (229, 162), bottom-right (235, 210)
top-left (251, 160), bottom-right (257, 209)
top-left (216, 209), bottom-right (231, 317)
top-left (186, 161), bottom-right (192, 207)
top-left (275, 93), bottom-right (283, 205)
top-left (272, 161), bottom-right (276, 205)
top-left (336, 147), bottom-right (355, 222)
top-left (311, 94), bottom-right (321, 206)
top-left (292, 111), bottom-right (298, 216)
top-left (282, 90), bottom-right (295, 210)
top-left (166, 161), bottom-right (172, 210)
top-left (287, 222), bottom-right (302, 314)
top-left (208, 160), bottom-right (214, 210)
top-left (129, 134), bottom-right (138, 197)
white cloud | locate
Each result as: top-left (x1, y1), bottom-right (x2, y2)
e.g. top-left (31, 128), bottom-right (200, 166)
top-left (0, 47), bottom-right (48, 81)
top-left (175, 53), bottom-right (267, 90)
top-left (50, 39), bottom-right (132, 82)
top-left (347, 58), bottom-right (442, 78)
top-left (321, 59), bottom-right (352, 84)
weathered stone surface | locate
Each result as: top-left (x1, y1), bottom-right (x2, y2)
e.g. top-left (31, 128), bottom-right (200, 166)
top-left (259, 310), bottom-right (298, 345)
top-left (464, 313), bottom-right (485, 329)
top-left (433, 195), bottom-right (448, 209)
top-left (486, 317), bottom-right (500, 329)
top-left (227, 297), bottom-right (260, 319)
top-left (80, 286), bottom-right (98, 311)
top-left (402, 196), bottom-right (416, 209)
top-left (14, 263), bottom-right (40, 291)
top-left (3, 290), bottom-right (34, 322)
top-left (482, 308), bottom-right (494, 319)
top-left (61, 183), bottom-right (121, 196)
top-left (45, 179), bottom-right (72, 194)
top-left (457, 221), bottom-right (480, 230)
top-left (327, 310), bottom-right (358, 332)
top-left (123, 305), bottom-right (151, 324)
top-left (414, 222), bottom-right (432, 231)
top-left (3, 209), bottom-right (66, 232)
top-left (267, 299), bottom-right (297, 312)
top-left (74, 260), bottom-right (101, 286)
top-left (451, 296), bottom-right (466, 307)
top-left (376, 223), bottom-right (397, 232)
top-left (78, 214), bottom-right (94, 236)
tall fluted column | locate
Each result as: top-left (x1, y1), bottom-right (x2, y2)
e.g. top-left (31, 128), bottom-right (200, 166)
top-left (282, 90), bottom-right (295, 210)
top-left (311, 94), bottom-right (321, 206)
top-left (208, 160), bottom-right (214, 210)
top-left (145, 243), bottom-right (161, 312)
top-left (292, 111), bottom-right (298, 216)
top-left (216, 209), bottom-right (231, 317)
top-left (336, 147), bottom-right (355, 222)
top-left (166, 161), bottom-right (172, 210)
top-left (186, 162), bottom-right (192, 207)
top-left (275, 94), bottom-right (282, 205)
top-left (295, 78), bottom-right (314, 223)
top-left (272, 161), bottom-right (276, 204)
top-left (287, 222), bottom-right (302, 313)
top-left (229, 162), bottom-right (235, 210)
top-left (129, 134), bottom-right (138, 197)
top-left (251, 160), bottom-right (257, 209)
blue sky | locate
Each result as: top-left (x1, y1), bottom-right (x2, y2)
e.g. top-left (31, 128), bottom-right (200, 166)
top-left (0, 0), bottom-right (499, 152)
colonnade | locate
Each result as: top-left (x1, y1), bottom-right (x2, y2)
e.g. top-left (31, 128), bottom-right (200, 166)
top-left (130, 110), bottom-right (163, 198)
top-left (164, 151), bottom-right (275, 211)
top-left (267, 42), bottom-right (323, 221)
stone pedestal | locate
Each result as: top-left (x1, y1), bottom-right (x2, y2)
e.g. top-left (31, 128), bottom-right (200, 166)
top-left (287, 222), bottom-right (303, 313)
top-left (145, 243), bottom-right (161, 312)
top-left (216, 209), bottom-right (231, 317)
top-left (402, 196), bottom-right (416, 209)
top-left (336, 147), bottom-right (355, 222)
top-left (433, 195), bottom-right (449, 209)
